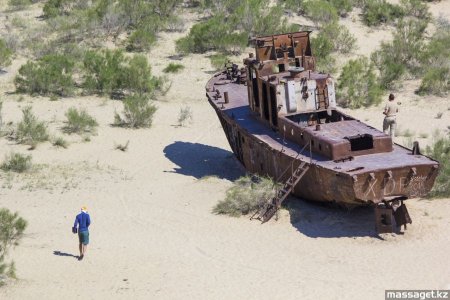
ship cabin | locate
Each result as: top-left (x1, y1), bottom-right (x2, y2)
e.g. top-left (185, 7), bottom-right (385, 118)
top-left (243, 31), bottom-right (393, 162)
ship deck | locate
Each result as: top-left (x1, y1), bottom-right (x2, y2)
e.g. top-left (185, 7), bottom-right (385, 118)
top-left (206, 74), bottom-right (438, 175)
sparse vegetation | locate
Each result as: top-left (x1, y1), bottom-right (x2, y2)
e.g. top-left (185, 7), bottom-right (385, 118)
top-left (371, 18), bottom-right (427, 88)
top-left (417, 19), bottom-right (450, 96)
top-left (15, 106), bottom-right (49, 147)
top-left (8, 0), bottom-right (33, 10)
top-left (426, 135), bottom-right (450, 197)
top-left (0, 152), bottom-right (32, 173)
top-left (126, 29), bottom-right (157, 52)
top-left (362, 0), bottom-right (404, 27)
top-left (312, 21), bottom-right (357, 72)
top-left (15, 55), bottom-right (75, 97)
top-left (82, 50), bottom-right (161, 98)
top-left (163, 63), bottom-right (185, 74)
top-left (305, 0), bottom-right (339, 26)
top-left (40, 0), bottom-right (183, 53)
top-left (176, 0), bottom-right (295, 54)
top-left (213, 175), bottom-right (277, 217)
top-left (0, 39), bottom-right (13, 70)
top-left (52, 136), bottom-right (68, 148)
top-left (177, 106), bottom-right (193, 127)
top-left (337, 57), bottom-right (383, 108)
top-left (114, 94), bottom-right (157, 128)
top-left (0, 208), bottom-right (27, 284)
top-left (63, 108), bottom-right (98, 134)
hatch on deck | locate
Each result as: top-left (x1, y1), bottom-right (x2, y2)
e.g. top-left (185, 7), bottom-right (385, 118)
top-left (345, 134), bottom-right (374, 151)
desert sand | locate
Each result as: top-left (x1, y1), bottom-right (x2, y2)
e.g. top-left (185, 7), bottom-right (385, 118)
top-left (0, 2), bottom-right (449, 300)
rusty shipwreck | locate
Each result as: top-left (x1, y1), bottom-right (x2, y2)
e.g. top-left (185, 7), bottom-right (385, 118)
top-left (205, 31), bottom-right (439, 232)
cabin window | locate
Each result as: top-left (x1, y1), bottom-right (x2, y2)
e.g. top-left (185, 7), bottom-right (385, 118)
top-left (295, 58), bottom-right (300, 67)
top-left (278, 64), bottom-right (285, 72)
top-left (346, 134), bottom-right (374, 151)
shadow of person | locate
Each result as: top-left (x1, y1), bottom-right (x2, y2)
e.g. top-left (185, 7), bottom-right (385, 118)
top-left (163, 141), bottom-right (244, 181)
top-left (284, 197), bottom-right (378, 238)
top-left (53, 250), bottom-right (78, 259)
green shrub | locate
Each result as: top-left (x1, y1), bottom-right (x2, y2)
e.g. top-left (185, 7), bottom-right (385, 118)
top-left (283, 0), bottom-right (305, 15)
top-left (209, 54), bottom-right (229, 71)
top-left (0, 208), bottom-right (27, 283)
top-left (0, 39), bottom-right (13, 70)
top-left (0, 152), bottom-right (32, 173)
top-left (400, 0), bottom-right (431, 21)
top-left (318, 22), bottom-right (357, 54)
top-left (305, 0), bottom-right (338, 26)
top-left (114, 94), bottom-right (157, 128)
top-left (418, 67), bottom-right (450, 96)
top-left (176, 16), bottom-right (232, 54)
top-left (329, 0), bottom-right (353, 16)
top-left (163, 63), bottom-right (185, 73)
top-left (122, 55), bottom-right (161, 96)
top-left (15, 106), bottom-right (49, 147)
top-left (426, 136), bottom-right (450, 198)
top-left (126, 29), bottom-right (157, 52)
top-left (371, 18), bottom-right (427, 88)
top-left (82, 50), bottom-right (160, 97)
top-left (362, 0), bottom-right (404, 26)
top-left (337, 57), bottom-right (383, 108)
top-left (63, 107), bottom-right (98, 134)
top-left (176, 0), bottom-right (293, 54)
top-left (82, 49), bottom-right (126, 96)
top-left (14, 55), bottom-right (74, 97)
top-left (213, 175), bottom-right (277, 217)
top-left (43, 0), bottom-right (71, 18)
top-left (417, 20), bottom-right (450, 96)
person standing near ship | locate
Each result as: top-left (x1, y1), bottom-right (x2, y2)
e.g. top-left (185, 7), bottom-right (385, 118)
top-left (383, 93), bottom-right (399, 140)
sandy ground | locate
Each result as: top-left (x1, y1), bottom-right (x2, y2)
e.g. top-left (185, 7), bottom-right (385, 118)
top-left (0, 2), bottom-right (450, 300)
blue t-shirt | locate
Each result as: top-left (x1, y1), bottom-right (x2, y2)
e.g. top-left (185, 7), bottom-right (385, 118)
top-left (74, 212), bottom-right (91, 232)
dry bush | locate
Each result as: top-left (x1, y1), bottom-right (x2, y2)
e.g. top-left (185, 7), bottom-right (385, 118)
top-left (0, 208), bottom-right (27, 284)
top-left (177, 106), bottom-right (193, 126)
top-left (426, 135), bottom-right (450, 198)
top-left (0, 152), bottom-right (32, 173)
top-left (213, 175), bottom-right (277, 217)
top-left (114, 94), bottom-right (157, 128)
top-left (63, 107), bottom-right (98, 134)
top-left (15, 106), bottom-right (49, 148)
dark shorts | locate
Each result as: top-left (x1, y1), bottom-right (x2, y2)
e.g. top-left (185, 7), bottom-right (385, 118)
top-left (78, 231), bottom-right (89, 245)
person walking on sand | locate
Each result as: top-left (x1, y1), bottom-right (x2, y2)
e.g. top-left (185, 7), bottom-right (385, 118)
top-left (74, 206), bottom-right (91, 261)
top-left (383, 93), bottom-right (398, 140)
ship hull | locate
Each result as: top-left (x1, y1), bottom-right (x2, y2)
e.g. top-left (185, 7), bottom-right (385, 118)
top-left (210, 101), bottom-right (439, 207)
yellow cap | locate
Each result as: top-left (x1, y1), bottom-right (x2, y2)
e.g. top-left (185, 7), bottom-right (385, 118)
top-left (81, 206), bottom-right (88, 211)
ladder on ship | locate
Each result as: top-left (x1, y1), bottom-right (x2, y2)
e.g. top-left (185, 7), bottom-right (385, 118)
top-left (251, 142), bottom-right (312, 223)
